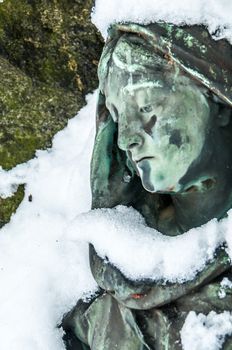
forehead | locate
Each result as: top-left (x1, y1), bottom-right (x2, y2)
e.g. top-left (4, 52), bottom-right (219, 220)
top-left (111, 34), bottom-right (166, 73)
top-left (103, 34), bottom-right (210, 112)
top-left (106, 35), bottom-right (171, 88)
top-left (105, 58), bottom-right (201, 108)
top-left (104, 34), bottom-right (196, 96)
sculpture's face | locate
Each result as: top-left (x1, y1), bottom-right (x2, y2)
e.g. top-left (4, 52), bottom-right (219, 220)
top-left (105, 62), bottom-right (210, 193)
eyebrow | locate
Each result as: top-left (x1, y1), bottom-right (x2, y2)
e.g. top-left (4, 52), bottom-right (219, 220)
top-left (122, 81), bottom-right (164, 95)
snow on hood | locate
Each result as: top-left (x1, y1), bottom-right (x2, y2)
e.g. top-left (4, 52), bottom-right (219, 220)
top-left (92, 0), bottom-right (232, 43)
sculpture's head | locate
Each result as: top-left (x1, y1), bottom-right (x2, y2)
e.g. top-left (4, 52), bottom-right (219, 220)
top-left (103, 35), bottom-right (212, 193)
top-left (92, 23), bottom-right (232, 230)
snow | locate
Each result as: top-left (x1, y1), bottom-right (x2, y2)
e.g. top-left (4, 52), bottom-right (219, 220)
top-left (92, 0), bottom-right (232, 43)
top-left (218, 278), bottom-right (232, 299)
top-left (181, 311), bottom-right (232, 350)
top-left (69, 206), bottom-right (228, 283)
top-left (0, 93), bottom-right (98, 350)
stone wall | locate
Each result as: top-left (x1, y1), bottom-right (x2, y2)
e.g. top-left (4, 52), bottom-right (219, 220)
top-left (0, 0), bottom-right (103, 226)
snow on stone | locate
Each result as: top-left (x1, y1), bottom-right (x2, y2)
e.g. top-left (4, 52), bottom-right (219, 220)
top-left (181, 311), bottom-right (232, 350)
top-left (0, 93), bottom-right (98, 350)
top-left (92, 0), bottom-right (232, 43)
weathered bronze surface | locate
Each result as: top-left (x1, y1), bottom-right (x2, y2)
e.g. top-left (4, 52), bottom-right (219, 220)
top-left (63, 23), bottom-right (232, 349)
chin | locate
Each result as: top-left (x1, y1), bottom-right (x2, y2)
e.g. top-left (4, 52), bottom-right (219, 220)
top-left (141, 178), bottom-right (155, 193)
top-left (141, 178), bottom-right (181, 194)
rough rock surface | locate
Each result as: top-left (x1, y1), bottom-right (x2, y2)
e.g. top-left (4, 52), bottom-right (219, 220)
top-left (0, 0), bottom-right (103, 226)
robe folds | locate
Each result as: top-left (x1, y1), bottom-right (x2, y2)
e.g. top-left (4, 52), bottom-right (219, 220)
top-left (62, 23), bottom-right (232, 350)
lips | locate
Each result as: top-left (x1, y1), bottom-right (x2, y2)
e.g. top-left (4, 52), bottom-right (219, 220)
top-left (135, 156), bottom-right (155, 163)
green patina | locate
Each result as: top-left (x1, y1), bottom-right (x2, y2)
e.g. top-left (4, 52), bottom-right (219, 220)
top-left (91, 118), bottom-right (115, 199)
top-left (62, 23), bottom-right (232, 350)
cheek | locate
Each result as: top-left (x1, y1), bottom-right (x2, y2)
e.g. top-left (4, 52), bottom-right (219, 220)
top-left (155, 124), bottom-right (185, 150)
top-left (151, 117), bottom-right (206, 157)
top-left (184, 120), bottom-right (207, 151)
top-left (168, 129), bottom-right (183, 148)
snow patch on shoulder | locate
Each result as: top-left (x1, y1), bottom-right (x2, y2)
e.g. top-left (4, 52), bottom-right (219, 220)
top-left (69, 206), bottom-right (231, 283)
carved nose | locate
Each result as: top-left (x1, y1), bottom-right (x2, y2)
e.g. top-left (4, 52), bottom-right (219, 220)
top-left (118, 132), bottom-right (143, 151)
top-left (128, 135), bottom-right (143, 150)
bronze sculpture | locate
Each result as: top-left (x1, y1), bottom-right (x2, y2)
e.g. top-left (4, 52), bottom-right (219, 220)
top-left (62, 23), bottom-right (232, 349)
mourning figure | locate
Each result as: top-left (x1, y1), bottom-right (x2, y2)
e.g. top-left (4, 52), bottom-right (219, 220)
top-left (62, 23), bottom-right (232, 349)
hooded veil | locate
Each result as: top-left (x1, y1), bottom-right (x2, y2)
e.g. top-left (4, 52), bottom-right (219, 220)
top-left (91, 22), bottom-right (232, 213)
top-left (63, 23), bottom-right (232, 350)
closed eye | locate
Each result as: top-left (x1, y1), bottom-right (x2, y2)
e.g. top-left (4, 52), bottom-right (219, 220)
top-left (140, 105), bottom-right (153, 113)
top-left (144, 115), bottom-right (157, 136)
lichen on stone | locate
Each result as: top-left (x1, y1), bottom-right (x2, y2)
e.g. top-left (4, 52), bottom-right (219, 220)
top-left (0, 0), bottom-right (103, 225)
top-left (0, 185), bottom-right (25, 228)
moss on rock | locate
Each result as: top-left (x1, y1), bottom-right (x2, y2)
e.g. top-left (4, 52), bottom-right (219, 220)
top-left (0, 55), bottom-right (80, 169)
top-left (0, 0), bottom-right (103, 94)
top-left (0, 0), bottom-right (103, 225)
top-left (0, 185), bottom-right (25, 227)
